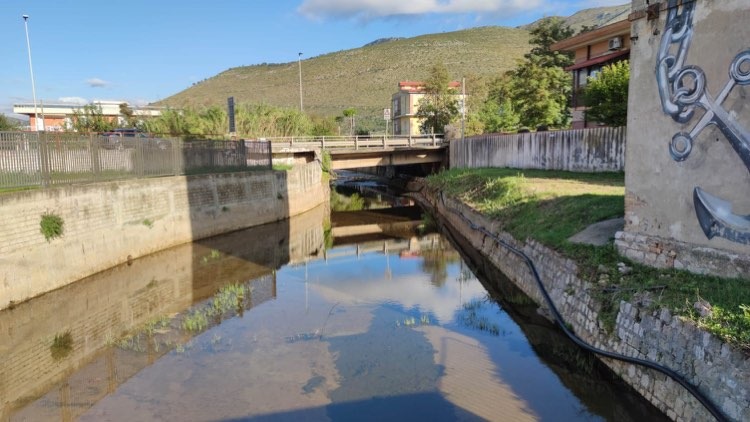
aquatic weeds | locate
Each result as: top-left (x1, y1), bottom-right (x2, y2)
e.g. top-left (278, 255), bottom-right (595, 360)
top-left (459, 299), bottom-right (501, 335)
top-left (181, 282), bottom-right (253, 332)
top-left (201, 249), bottom-right (223, 264)
top-left (397, 314), bottom-right (433, 328)
top-left (50, 331), bottom-right (73, 360)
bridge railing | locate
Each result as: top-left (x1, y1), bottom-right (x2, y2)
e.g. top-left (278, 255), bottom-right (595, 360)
top-left (261, 134), bottom-right (445, 151)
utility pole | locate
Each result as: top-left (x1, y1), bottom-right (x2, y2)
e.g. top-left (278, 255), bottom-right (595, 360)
top-left (23, 15), bottom-right (44, 131)
top-left (461, 77), bottom-right (466, 141)
top-left (298, 52), bottom-right (304, 112)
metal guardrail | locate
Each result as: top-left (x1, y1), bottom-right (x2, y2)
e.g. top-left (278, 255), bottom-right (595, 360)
top-left (261, 134), bottom-right (446, 150)
top-left (0, 132), bottom-right (272, 190)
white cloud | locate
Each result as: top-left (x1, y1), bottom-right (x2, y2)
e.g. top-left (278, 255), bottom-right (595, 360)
top-left (298, 0), bottom-right (543, 20)
top-left (58, 96), bottom-right (88, 105)
top-left (86, 78), bottom-right (109, 88)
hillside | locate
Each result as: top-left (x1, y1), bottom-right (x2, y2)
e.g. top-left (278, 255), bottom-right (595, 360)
top-left (158, 26), bottom-right (530, 120)
top-left (158, 4), bottom-right (630, 123)
top-left (522, 3), bottom-right (630, 31)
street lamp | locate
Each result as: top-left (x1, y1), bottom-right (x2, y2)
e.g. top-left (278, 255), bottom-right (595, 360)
top-left (298, 52), bottom-right (304, 112)
top-left (22, 14), bottom-right (43, 131)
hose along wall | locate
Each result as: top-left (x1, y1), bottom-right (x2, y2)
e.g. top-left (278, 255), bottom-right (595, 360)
top-left (430, 192), bottom-right (728, 422)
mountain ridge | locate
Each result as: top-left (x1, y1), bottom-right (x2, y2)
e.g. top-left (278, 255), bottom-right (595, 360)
top-left (157, 4), bottom-right (629, 122)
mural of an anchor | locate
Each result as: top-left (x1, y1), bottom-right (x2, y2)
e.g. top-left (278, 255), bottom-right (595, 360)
top-left (656, 0), bottom-right (750, 244)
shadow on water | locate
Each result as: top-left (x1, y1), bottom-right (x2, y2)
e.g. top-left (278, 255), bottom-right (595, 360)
top-left (221, 305), bottom-right (485, 422)
top-left (436, 212), bottom-right (670, 421)
top-left (0, 203), bottom-right (326, 421)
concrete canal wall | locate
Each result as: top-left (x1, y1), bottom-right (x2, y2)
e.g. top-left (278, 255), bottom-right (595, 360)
top-left (450, 127), bottom-right (625, 172)
top-left (0, 161), bottom-right (326, 310)
top-left (0, 205), bottom-right (326, 420)
top-left (414, 187), bottom-right (749, 422)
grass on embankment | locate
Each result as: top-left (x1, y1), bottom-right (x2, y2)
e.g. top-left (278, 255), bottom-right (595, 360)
top-left (426, 168), bottom-right (750, 352)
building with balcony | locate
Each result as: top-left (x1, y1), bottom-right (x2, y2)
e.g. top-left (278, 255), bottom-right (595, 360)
top-left (391, 81), bottom-right (462, 136)
top-left (12, 100), bottom-right (162, 132)
top-left (551, 20), bottom-right (631, 129)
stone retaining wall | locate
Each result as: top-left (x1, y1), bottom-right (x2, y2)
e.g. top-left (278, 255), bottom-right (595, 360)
top-left (414, 186), bottom-right (749, 421)
top-left (0, 162), bottom-right (326, 310)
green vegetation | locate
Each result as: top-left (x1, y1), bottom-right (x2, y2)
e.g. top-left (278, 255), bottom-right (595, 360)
top-left (40, 212), bottom-right (64, 242)
top-left (330, 190), bottom-right (365, 211)
top-left (142, 218), bottom-right (154, 228)
top-left (272, 163), bottom-right (293, 171)
top-left (321, 151), bottom-right (332, 174)
top-left (426, 169), bottom-right (750, 351)
top-left (50, 331), bottom-right (73, 360)
top-left (584, 61), bottom-right (630, 126)
top-left (159, 26), bottom-right (532, 131)
top-left (0, 113), bottom-right (20, 131)
top-left (72, 104), bottom-right (117, 133)
top-left (415, 62), bottom-right (460, 134)
top-left (459, 299), bottom-right (501, 335)
top-left (143, 104), bottom-right (322, 138)
top-left (182, 282), bottom-right (251, 332)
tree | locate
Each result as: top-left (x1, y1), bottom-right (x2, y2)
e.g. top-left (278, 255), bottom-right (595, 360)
top-left (507, 59), bottom-right (571, 128)
top-left (0, 114), bottom-right (19, 131)
top-left (342, 108), bottom-right (357, 136)
top-left (415, 62), bottom-right (459, 134)
top-left (72, 104), bottom-right (117, 133)
top-left (119, 103), bottom-right (137, 128)
top-left (583, 60), bottom-right (630, 126)
top-left (525, 17), bottom-right (575, 68)
top-left (497, 17), bottom-right (574, 129)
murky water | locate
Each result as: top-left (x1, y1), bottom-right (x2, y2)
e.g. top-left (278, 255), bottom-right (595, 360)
top-left (1, 183), bottom-right (668, 421)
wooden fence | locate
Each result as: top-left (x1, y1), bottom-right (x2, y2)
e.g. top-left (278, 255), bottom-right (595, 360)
top-left (450, 126), bottom-right (626, 172)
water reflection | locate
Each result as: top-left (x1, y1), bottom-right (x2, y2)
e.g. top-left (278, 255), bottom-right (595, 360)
top-left (1, 187), bottom-right (668, 421)
top-left (0, 205), bottom-right (325, 421)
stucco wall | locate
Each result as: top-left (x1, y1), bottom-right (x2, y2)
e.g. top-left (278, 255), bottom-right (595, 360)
top-left (0, 162), bottom-right (326, 310)
top-left (451, 126), bottom-right (625, 172)
top-left (619, 0), bottom-right (750, 276)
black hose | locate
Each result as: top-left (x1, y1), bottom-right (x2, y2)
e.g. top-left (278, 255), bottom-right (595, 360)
top-left (435, 193), bottom-right (728, 422)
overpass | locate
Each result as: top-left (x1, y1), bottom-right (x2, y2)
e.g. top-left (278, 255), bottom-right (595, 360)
top-left (265, 135), bottom-right (448, 170)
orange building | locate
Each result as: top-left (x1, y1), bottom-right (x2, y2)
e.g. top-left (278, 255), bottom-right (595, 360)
top-left (391, 81), bottom-right (462, 136)
top-left (551, 20), bottom-right (631, 129)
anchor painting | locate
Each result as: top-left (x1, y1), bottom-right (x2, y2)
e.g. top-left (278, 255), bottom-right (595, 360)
top-left (656, 0), bottom-right (750, 244)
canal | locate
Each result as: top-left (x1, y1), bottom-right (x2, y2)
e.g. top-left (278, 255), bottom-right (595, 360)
top-left (0, 176), bottom-right (668, 421)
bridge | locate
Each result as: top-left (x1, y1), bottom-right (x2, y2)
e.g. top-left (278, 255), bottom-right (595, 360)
top-left (265, 135), bottom-right (448, 170)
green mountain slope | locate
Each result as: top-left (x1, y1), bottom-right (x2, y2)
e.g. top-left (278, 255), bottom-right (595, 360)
top-left (158, 4), bottom-right (629, 122)
top-left (158, 26), bottom-right (531, 118)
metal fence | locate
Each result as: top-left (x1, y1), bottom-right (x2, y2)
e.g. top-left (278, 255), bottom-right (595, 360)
top-left (0, 132), bottom-right (272, 190)
top-left (261, 134), bottom-right (445, 151)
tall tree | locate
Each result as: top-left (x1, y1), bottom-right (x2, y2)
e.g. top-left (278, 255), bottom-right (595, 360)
top-left (584, 60), bottom-right (630, 126)
top-left (507, 60), bottom-right (571, 128)
top-left (119, 103), bottom-right (137, 128)
top-left (415, 62), bottom-right (459, 134)
top-left (525, 17), bottom-right (575, 68)
top-left (342, 108), bottom-right (357, 136)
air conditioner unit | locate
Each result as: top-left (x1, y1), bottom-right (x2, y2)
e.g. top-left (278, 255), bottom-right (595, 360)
top-left (608, 37), bottom-right (623, 50)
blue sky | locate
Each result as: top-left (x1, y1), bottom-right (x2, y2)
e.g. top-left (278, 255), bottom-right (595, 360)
top-left (1, 0), bottom-right (625, 117)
